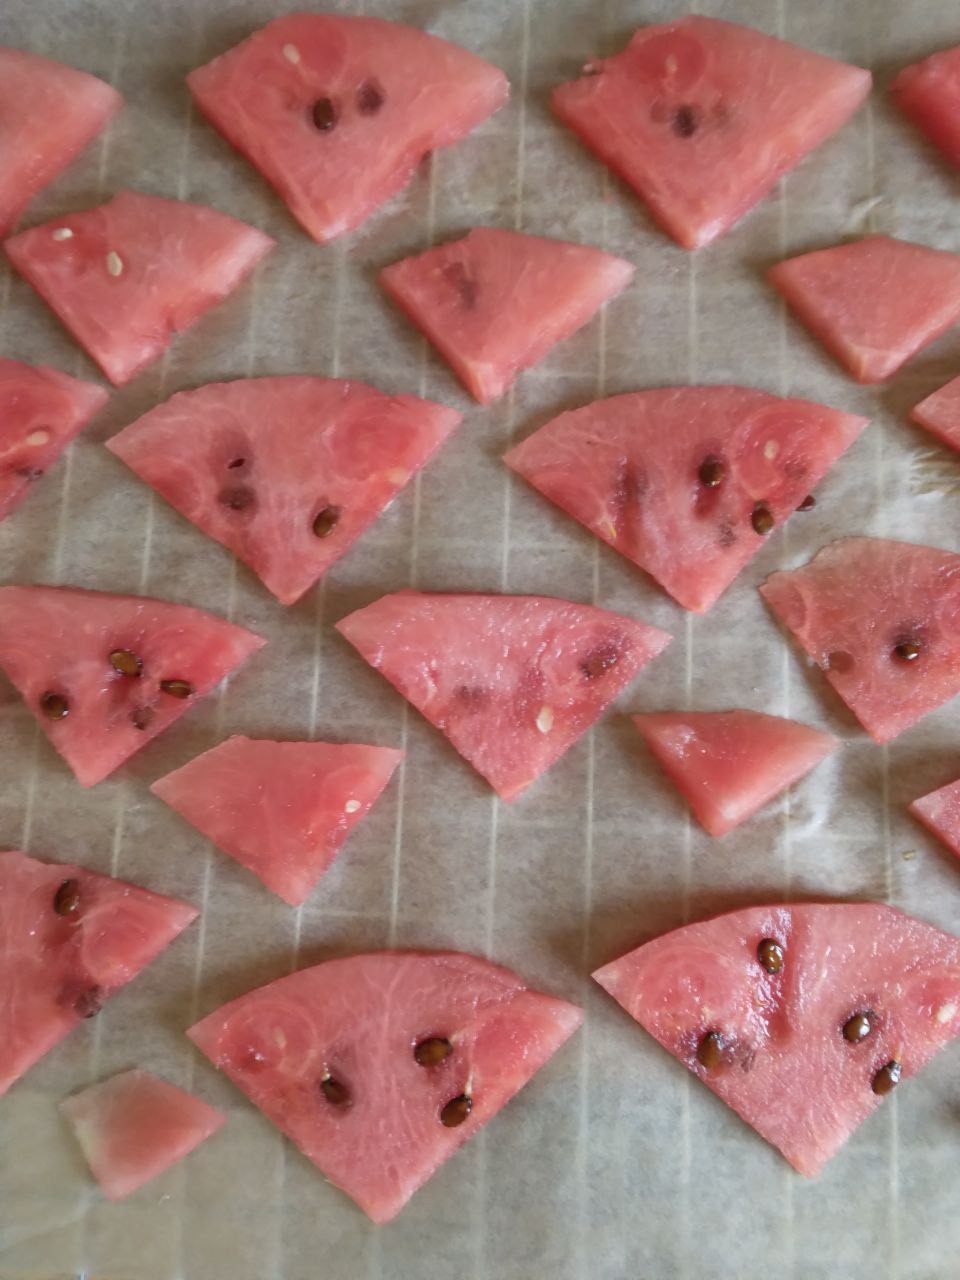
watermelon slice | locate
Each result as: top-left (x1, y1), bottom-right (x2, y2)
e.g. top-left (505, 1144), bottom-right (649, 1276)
top-left (187, 15), bottom-right (509, 243)
top-left (768, 235), bottom-right (960, 383)
top-left (503, 386), bottom-right (867, 613)
top-left (379, 228), bottom-right (634, 404)
top-left (910, 375), bottom-right (960, 454)
top-left (909, 778), bottom-right (960, 863)
top-left (335, 592), bottom-right (672, 801)
top-left (151, 736), bottom-right (403, 905)
top-left (187, 950), bottom-right (581, 1222)
top-left (631, 710), bottom-right (838, 837)
top-left (0, 357), bottom-right (108, 523)
top-left (761, 537), bottom-right (960, 743)
top-left (594, 903), bottom-right (960, 1176)
top-left (0, 849), bottom-right (197, 1097)
top-left (550, 16), bottom-right (871, 250)
top-left (0, 585), bottom-right (264, 787)
top-left (106, 378), bottom-right (462, 605)
top-left (4, 191), bottom-right (274, 386)
top-left (0, 47), bottom-right (122, 237)
top-left (891, 44), bottom-right (960, 172)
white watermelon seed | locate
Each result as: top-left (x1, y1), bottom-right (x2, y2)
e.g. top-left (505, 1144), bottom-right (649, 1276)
top-left (936, 1003), bottom-right (957, 1024)
top-left (51, 227), bottom-right (73, 241)
top-left (763, 439), bottom-right (780, 460)
top-left (105, 251), bottom-right (124, 277)
top-left (282, 43), bottom-right (300, 64)
top-left (535, 706), bottom-right (554, 734)
top-left (344, 799), bottom-right (361, 814)
top-left (26, 429), bottom-right (50, 446)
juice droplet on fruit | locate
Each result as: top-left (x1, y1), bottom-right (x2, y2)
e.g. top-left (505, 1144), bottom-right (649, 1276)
top-left (756, 938), bottom-right (783, 974)
top-left (415, 1037), bottom-right (453, 1067)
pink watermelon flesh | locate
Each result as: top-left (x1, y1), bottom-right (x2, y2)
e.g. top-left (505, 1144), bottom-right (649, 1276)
top-left (187, 15), bottom-right (508, 243)
top-left (4, 191), bottom-right (274, 386)
top-left (504, 386), bottom-right (867, 613)
top-left (761, 537), bottom-right (960, 743)
top-left (0, 357), bottom-right (108, 523)
top-left (379, 228), bottom-right (634, 404)
top-left (151, 736), bottom-right (403, 905)
top-left (0, 585), bottom-right (264, 787)
top-left (891, 44), bottom-right (960, 172)
top-left (768, 235), bottom-right (960, 383)
top-left (106, 378), bottom-right (462, 605)
top-left (336, 592), bottom-right (672, 801)
top-left (187, 950), bottom-right (581, 1222)
top-left (910, 778), bottom-right (960, 863)
top-left (0, 47), bottom-right (122, 237)
top-left (550, 16), bottom-right (870, 251)
top-left (0, 850), bottom-right (197, 1097)
top-left (631, 710), bottom-right (838, 837)
top-left (910, 375), bottom-right (960, 454)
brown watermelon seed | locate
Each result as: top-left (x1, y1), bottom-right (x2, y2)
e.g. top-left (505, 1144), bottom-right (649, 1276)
top-left (74, 985), bottom-right (104, 1019)
top-left (53, 878), bottom-right (81, 917)
top-left (842, 1011), bottom-right (875, 1043)
top-left (160, 678), bottom-right (193, 699)
top-left (414, 1037), bottom-right (453, 1067)
top-left (757, 938), bottom-right (784, 974)
top-left (319, 1073), bottom-right (351, 1108)
top-left (672, 104), bottom-right (699, 137)
top-left (696, 1031), bottom-right (724, 1069)
top-left (312, 505), bottom-right (341, 538)
top-left (440, 1094), bottom-right (472, 1127)
top-left (356, 79), bottom-right (385, 114)
top-left (751, 503), bottom-right (774, 536)
top-left (581, 644), bottom-right (620, 680)
top-left (894, 639), bottom-right (921, 663)
top-left (311, 97), bottom-right (338, 131)
top-left (797, 494), bottom-right (816, 511)
top-left (40, 691), bottom-right (69, 720)
top-left (872, 1060), bottom-right (901, 1096)
top-left (131, 706), bottom-right (153, 731)
top-left (227, 457), bottom-right (246, 469)
top-left (698, 456), bottom-right (724, 488)
top-left (109, 648), bottom-right (143, 677)
top-left (219, 485), bottom-right (254, 511)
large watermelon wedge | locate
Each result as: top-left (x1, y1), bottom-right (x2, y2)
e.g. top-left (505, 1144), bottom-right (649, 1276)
top-left (0, 849), bottom-right (197, 1097)
top-left (187, 950), bottom-right (582, 1222)
top-left (379, 228), bottom-right (634, 404)
top-left (761, 538), bottom-right (960, 743)
top-left (187, 15), bottom-right (508, 243)
top-left (594, 903), bottom-right (960, 1175)
top-left (0, 585), bottom-right (264, 786)
top-left (550, 17), bottom-right (870, 250)
top-left (911, 375), bottom-right (960, 454)
top-left (4, 191), bottom-right (274, 386)
top-left (335, 592), bottom-right (671, 801)
top-left (909, 778), bottom-right (960, 865)
top-left (151, 736), bottom-right (403, 905)
top-left (106, 378), bottom-right (462, 605)
top-left (504, 386), bottom-right (867, 613)
top-left (891, 43), bottom-right (960, 173)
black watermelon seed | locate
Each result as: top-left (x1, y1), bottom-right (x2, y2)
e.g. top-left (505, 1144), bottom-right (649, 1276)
top-left (356, 79), bottom-right (385, 115)
top-left (757, 938), bottom-right (784, 974)
top-left (312, 505), bottom-right (341, 538)
top-left (894, 639), bottom-right (921, 663)
top-left (319, 1074), bottom-right (351, 1108)
top-left (40, 691), bottom-right (69, 720)
top-left (415, 1037), bottom-right (453, 1066)
top-left (219, 485), bottom-right (254, 511)
top-left (872, 1060), bottom-right (901, 1096)
top-left (440, 1094), bottom-right (472, 1127)
top-left (581, 644), bottom-right (620, 680)
top-left (131, 706), bottom-right (153, 731)
top-left (842, 1012), bottom-right (875, 1043)
top-left (74, 985), bottom-right (104, 1019)
top-left (696, 1031), bottom-right (723, 1069)
top-left (311, 97), bottom-right (339, 131)
top-left (109, 648), bottom-right (142, 677)
top-left (698, 456), bottom-right (725, 488)
top-left (160, 678), bottom-right (193, 699)
top-left (751, 503), bottom-right (775, 536)
top-left (672, 104), bottom-right (700, 137)
top-left (53, 878), bottom-right (81, 917)
top-left (797, 494), bottom-right (816, 512)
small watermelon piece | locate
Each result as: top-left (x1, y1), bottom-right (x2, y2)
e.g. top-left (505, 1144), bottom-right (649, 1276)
top-left (891, 44), bottom-right (960, 172)
top-left (336, 592), bottom-right (671, 801)
top-left (0, 358), bottom-right (108, 523)
top-left (0, 47), bottom-right (122, 237)
top-left (4, 191), bottom-right (274, 386)
top-left (379, 228), bottom-right (634, 404)
top-left (594, 903), bottom-right (960, 1175)
top-left (910, 375), bottom-right (960, 454)
top-left (60, 1068), bottom-right (225, 1200)
top-left (550, 17), bottom-right (871, 250)
top-left (0, 850), bottom-right (197, 1097)
top-left (910, 777), bottom-right (960, 863)
top-left (187, 950), bottom-right (581, 1222)
top-left (504, 386), bottom-right (867, 613)
top-left (187, 15), bottom-right (509, 243)
top-left (631, 711), bottom-right (838, 837)
top-left (0, 585), bottom-right (264, 787)
top-left (151, 736), bottom-right (403, 905)
top-left (768, 235), bottom-right (960, 383)
top-left (761, 537), bottom-right (960, 743)
top-left (106, 378), bottom-right (462, 605)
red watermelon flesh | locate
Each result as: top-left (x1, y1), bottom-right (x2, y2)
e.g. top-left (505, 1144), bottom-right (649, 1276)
top-left (0, 849), bottom-right (197, 1097)
top-left (4, 191), bottom-right (274, 386)
top-left (379, 228), bottom-right (634, 404)
top-left (151, 736), bottom-right (403, 905)
top-left (594, 903), bottom-right (960, 1175)
top-left (0, 585), bottom-right (264, 787)
top-left (891, 44), bottom-right (960, 172)
top-left (60, 1068), bottom-right (225, 1200)
top-left (631, 711), bottom-right (838, 837)
top-left (504, 386), bottom-right (867, 613)
top-left (550, 17), bottom-right (870, 251)
top-left (187, 951), bottom-right (581, 1222)
top-left (0, 47), bottom-right (122, 237)
top-left (106, 378), bottom-right (462, 605)
top-left (761, 537), bottom-right (960, 743)
top-left (335, 592), bottom-right (672, 801)
top-left (768, 235), bottom-right (960, 383)
top-left (909, 778), bottom-right (960, 863)
top-left (0, 358), bottom-right (108, 523)
top-left (187, 15), bottom-right (508, 243)
top-left (910, 375), bottom-right (960, 454)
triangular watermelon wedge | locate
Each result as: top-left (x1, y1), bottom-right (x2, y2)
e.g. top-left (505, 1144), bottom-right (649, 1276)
top-left (187, 950), bottom-right (582, 1222)
top-left (4, 191), bottom-right (274, 386)
top-left (106, 378), bottom-right (462, 605)
top-left (0, 357), bottom-right (108, 523)
top-left (761, 537), bottom-right (960, 743)
top-left (911, 375), bottom-right (960, 454)
top-left (768, 235), bottom-right (960, 383)
top-left (0, 585), bottom-right (264, 786)
top-left (151, 736), bottom-right (403, 905)
top-left (891, 43), bottom-right (960, 173)
top-left (0, 849), bottom-right (198, 1096)
top-left (910, 778), bottom-right (960, 863)
top-left (594, 903), bottom-right (960, 1176)
top-left (632, 710), bottom-right (838, 837)
top-left (335, 592), bottom-right (672, 801)
top-left (504, 386), bottom-right (867, 613)
top-left (379, 228), bottom-right (634, 404)
top-left (187, 14), bottom-right (509, 243)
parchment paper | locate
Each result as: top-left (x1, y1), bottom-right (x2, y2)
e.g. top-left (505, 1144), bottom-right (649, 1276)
top-left (2, 1), bottom-right (960, 1277)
